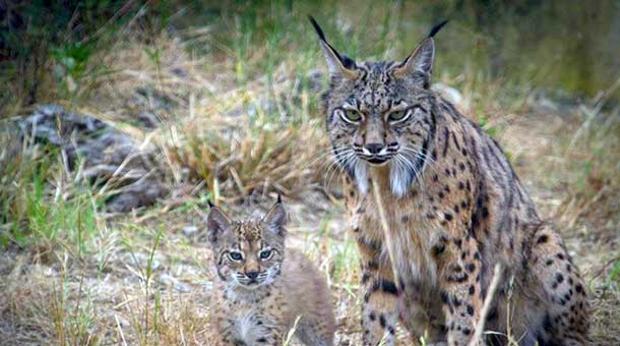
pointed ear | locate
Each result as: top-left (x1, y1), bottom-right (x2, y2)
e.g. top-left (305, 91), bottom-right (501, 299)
top-left (262, 198), bottom-right (287, 235)
top-left (393, 37), bottom-right (435, 87)
top-left (393, 20), bottom-right (447, 87)
top-left (308, 16), bottom-right (358, 80)
top-left (207, 206), bottom-right (231, 244)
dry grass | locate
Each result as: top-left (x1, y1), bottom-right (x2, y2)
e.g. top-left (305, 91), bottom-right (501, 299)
top-left (165, 112), bottom-right (329, 203)
top-left (1, 2), bottom-right (619, 345)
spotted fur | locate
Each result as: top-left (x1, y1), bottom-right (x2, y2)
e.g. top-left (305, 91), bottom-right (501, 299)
top-left (207, 200), bottom-right (335, 345)
top-left (311, 17), bottom-right (590, 346)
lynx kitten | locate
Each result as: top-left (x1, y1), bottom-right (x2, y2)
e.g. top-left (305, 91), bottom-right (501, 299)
top-left (207, 198), bottom-right (335, 345)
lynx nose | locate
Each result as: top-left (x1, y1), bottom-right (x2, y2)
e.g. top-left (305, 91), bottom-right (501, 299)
top-left (365, 143), bottom-right (385, 155)
top-left (246, 271), bottom-right (259, 280)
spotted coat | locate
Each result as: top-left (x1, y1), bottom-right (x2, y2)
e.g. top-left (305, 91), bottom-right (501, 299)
top-left (311, 17), bottom-right (590, 346)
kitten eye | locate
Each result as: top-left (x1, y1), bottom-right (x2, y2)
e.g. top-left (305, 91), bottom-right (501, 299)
top-left (387, 108), bottom-right (412, 123)
top-left (259, 249), bottom-right (273, 260)
top-left (337, 108), bottom-right (362, 124)
top-left (229, 251), bottom-right (243, 261)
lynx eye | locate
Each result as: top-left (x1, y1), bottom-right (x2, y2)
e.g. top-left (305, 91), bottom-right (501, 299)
top-left (387, 108), bottom-right (413, 123)
top-left (229, 251), bottom-right (243, 261)
top-left (259, 249), bottom-right (273, 260)
top-left (337, 108), bottom-right (362, 124)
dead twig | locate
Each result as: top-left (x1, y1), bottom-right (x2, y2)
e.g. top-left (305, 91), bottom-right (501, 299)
top-left (590, 255), bottom-right (620, 281)
top-left (371, 179), bottom-right (401, 287)
top-left (469, 263), bottom-right (503, 346)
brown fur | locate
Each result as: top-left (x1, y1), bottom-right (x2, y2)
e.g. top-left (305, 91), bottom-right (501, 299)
top-left (207, 201), bottom-right (335, 345)
top-left (311, 18), bottom-right (590, 346)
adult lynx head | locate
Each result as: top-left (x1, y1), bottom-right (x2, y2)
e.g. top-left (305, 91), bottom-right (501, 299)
top-left (310, 17), bottom-right (447, 197)
top-left (206, 198), bottom-right (287, 289)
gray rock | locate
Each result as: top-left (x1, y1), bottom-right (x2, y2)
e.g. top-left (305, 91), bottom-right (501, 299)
top-left (432, 83), bottom-right (464, 109)
top-left (182, 225), bottom-right (199, 238)
top-left (15, 104), bottom-right (168, 212)
top-left (159, 273), bottom-right (192, 293)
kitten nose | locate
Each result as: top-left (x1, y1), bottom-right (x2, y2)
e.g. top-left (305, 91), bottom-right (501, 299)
top-left (246, 271), bottom-right (259, 280)
top-left (365, 143), bottom-right (385, 155)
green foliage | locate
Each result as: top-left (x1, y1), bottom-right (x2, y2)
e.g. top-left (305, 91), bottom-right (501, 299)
top-left (0, 147), bottom-right (101, 254)
top-left (0, 0), bottom-right (166, 111)
top-left (193, 1), bottom-right (618, 103)
top-left (609, 259), bottom-right (620, 284)
top-left (51, 42), bottom-right (96, 97)
top-left (3, 0), bottom-right (618, 114)
top-left (50, 278), bottom-right (99, 346)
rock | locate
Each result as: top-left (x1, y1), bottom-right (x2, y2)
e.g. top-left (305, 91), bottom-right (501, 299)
top-left (526, 89), bottom-right (584, 115)
top-left (432, 83), bottom-right (464, 109)
top-left (107, 179), bottom-right (167, 213)
top-left (133, 87), bottom-right (177, 112)
top-left (159, 273), bottom-right (192, 293)
top-left (18, 104), bottom-right (106, 146)
top-left (16, 104), bottom-right (168, 212)
top-left (136, 111), bottom-right (160, 129)
top-left (182, 225), bottom-right (199, 238)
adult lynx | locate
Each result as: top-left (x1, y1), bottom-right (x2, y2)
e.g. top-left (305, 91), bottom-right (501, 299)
top-left (311, 17), bottom-right (589, 346)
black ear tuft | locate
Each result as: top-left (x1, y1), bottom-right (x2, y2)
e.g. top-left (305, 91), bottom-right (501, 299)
top-left (428, 20), bottom-right (449, 38)
top-left (308, 15), bottom-right (358, 78)
top-left (207, 199), bottom-right (215, 208)
top-left (276, 193), bottom-right (282, 204)
top-left (308, 16), bottom-right (327, 41)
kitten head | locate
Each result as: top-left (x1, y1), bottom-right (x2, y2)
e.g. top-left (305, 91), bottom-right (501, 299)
top-left (310, 17), bottom-right (447, 197)
top-left (206, 198), bottom-right (287, 289)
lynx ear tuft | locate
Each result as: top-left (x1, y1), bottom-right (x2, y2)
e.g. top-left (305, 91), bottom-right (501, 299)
top-left (393, 20), bottom-right (447, 87)
top-left (309, 16), bottom-right (358, 80)
top-left (428, 19), bottom-right (448, 38)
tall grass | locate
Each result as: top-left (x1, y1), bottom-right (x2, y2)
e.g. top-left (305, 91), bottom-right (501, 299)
top-left (0, 139), bottom-right (103, 257)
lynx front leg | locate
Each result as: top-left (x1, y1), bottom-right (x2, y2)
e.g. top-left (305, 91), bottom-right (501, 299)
top-left (357, 234), bottom-right (400, 346)
top-left (212, 315), bottom-right (242, 346)
top-left (439, 237), bottom-right (484, 346)
top-left (343, 175), bottom-right (399, 345)
top-left (247, 323), bottom-right (286, 346)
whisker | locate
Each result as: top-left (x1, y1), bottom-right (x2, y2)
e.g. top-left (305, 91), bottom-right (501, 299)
top-left (325, 151), bottom-right (355, 189)
top-left (301, 149), bottom-right (350, 171)
top-left (318, 149), bottom-right (354, 180)
top-left (400, 146), bottom-right (438, 178)
top-left (401, 146), bottom-right (435, 163)
top-left (395, 153), bottom-right (426, 195)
